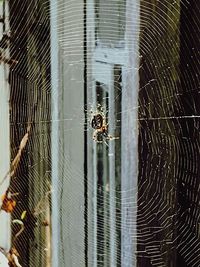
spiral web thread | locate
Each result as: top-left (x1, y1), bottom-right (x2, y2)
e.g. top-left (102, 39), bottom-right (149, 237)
top-left (0, 0), bottom-right (199, 267)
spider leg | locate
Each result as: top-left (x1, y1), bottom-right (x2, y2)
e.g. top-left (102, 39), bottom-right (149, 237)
top-left (103, 139), bottom-right (109, 147)
top-left (106, 133), bottom-right (120, 141)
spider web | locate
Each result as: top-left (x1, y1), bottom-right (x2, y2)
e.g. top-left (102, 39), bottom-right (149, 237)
top-left (0, 0), bottom-right (199, 267)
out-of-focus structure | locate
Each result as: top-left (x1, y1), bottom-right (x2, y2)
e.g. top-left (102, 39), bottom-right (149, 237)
top-left (0, 0), bottom-right (11, 252)
top-left (51, 0), bottom-right (140, 266)
top-left (0, 0), bottom-right (199, 267)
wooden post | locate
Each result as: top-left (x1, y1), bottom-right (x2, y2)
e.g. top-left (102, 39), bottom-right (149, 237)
top-left (121, 0), bottom-right (140, 266)
top-left (0, 0), bottom-right (11, 252)
top-left (51, 0), bottom-right (85, 266)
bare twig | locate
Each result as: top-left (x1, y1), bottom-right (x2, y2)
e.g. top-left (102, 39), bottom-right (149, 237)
top-left (0, 247), bottom-right (22, 267)
top-left (7, 248), bottom-right (22, 267)
top-left (0, 125), bottom-right (31, 186)
top-left (12, 220), bottom-right (25, 243)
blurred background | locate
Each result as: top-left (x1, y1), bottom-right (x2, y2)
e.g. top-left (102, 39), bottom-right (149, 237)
top-left (0, 0), bottom-right (200, 266)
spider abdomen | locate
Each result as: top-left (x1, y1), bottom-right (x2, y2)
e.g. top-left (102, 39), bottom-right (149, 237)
top-left (91, 114), bottom-right (103, 129)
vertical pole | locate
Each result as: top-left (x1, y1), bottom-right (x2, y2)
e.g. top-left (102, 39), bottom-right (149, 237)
top-left (109, 69), bottom-right (117, 267)
top-left (121, 0), bottom-right (140, 266)
top-left (50, 0), bottom-right (60, 266)
top-left (86, 0), bottom-right (97, 266)
top-left (84, 0), bottom-right (88, 266)
top-left (0, 0), bottom-right (10, 252)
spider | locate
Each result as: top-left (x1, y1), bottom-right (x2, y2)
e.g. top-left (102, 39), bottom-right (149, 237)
top-left (91, 108), bottom-right (113, 145)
